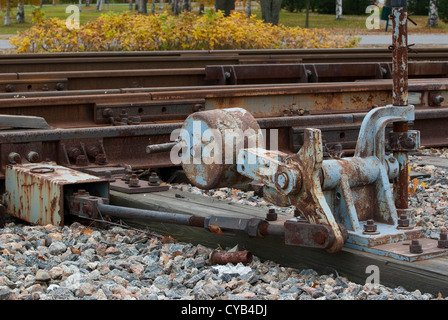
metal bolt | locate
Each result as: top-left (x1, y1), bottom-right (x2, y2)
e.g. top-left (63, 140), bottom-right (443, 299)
top-left (104, 170), bottom-right (116, 182)
top-left (276, 172), bottom-right (289, 189)
top-left (75, 155), bottom-right (89, 166)
top-left (95, 153), bottom-right (107, 165)
top-left (103, 108), bottom-right (113, 118)
top-left (86, 145), bottom-right (100, 158)
top-left (432, 95), bottom-right (444, 106)
top-left (129, 174), bottom-right (140, 187)
top-left (67, 147), bottom-right (82, 161)
top-left (402, 137), bottom-right (416, 149)
top-left (76, 189), bottom-right (87, 195)
top-left (409, 239), bottom-right (423, 254)
top-left (5, 84), bottom-right (14, 92)
top-left (26, 151), bottom-right (41, 163)
top-left (122, 167), bottom-right (133, 183)
top-left (438, 232), bottom-right (448, 249)
top-left (129, 116), bottom-right (141, 125)
top-left (148, 172), bottom-right (161, 186)
top-left (398, 214), bottom-right (410, 228)
top-left (119, 109), bottom-right (128, 122)
top-left (55, 82), bottom-right (65, 91)
top-left (193, 104), bottom-right (205, 112)
top-left (266, 208), bottom-right (277, 221)
top-left (8, 152), bottom-right (22, 164)
top-left (363, 219), bottom-right (378, 233)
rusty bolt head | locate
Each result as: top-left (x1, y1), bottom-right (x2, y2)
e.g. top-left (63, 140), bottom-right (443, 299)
top-left (409, 239), bottom-right (423, 254)
top-left (26, 151), bottom-right (41, 163)
top-left (8, 152), bottom-right (22, 164)
top-left (276, 172), bottom-right (289, 189)
top-left (67, 147), bottom-right (82, 160)
top-left (55, 82), bottom-right (65, 91)
top-left (129, 174), bottom-right (140, 187)
top-left (266, 209), bottom-right (277, 221)
top-left (86, 145), bottom-right (100, 158)
top-left (129, 116), bottom-right (141, 125)
top-left (5, 84), bottom-right (14, 92)
top-left (438, 232), bottom-right (448, 249)
top-left (76, 189), bottom-right (87, 195)
top-left (95, 153), bottom-right (107, 165)
top-left (364, 219), bottom-right (378, 233)
top-left (75, 155), bottom-right (89, 166)
top-left (193, 104), bottom-right (205, 112)
top-left (403, 137), bottom-right (416, 149)
top-left (432, 95), bottom-right (445, 106)
top-left (103, 108), bottom-right (113, 118)
top-left (398, 214), bottom-right (410, 228)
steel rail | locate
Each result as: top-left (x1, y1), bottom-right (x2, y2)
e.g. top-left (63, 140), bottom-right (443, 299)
top-left (0, 47), bottom-right (447, 73)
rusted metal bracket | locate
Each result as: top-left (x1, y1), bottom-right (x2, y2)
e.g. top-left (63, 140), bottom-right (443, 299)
top-left (3, 163), bottom-right (109, 226)
top-left (388, 130), bottom-right (420, 151)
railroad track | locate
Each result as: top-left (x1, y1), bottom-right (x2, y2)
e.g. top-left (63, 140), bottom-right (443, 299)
top-left (0, 47), bottom-right (448, 73)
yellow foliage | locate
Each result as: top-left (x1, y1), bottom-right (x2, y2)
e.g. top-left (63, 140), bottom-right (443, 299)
top-left (10, 10), bottom-right (360, 53)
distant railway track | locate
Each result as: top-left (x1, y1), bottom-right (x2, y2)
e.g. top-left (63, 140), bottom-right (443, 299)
top-left (1, 47), bottom-right (448, 73)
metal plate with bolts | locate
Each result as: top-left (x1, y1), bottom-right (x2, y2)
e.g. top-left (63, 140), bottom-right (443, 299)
top-left (110, 178), bottom-right (169, 194)
top-left (363, 238), bottom-right (448, 262)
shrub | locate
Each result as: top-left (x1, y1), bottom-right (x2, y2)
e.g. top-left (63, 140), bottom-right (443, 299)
top-left (9, 10), bottom-right (360, 53)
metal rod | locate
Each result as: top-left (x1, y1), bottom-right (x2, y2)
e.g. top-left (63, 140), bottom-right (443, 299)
top-left (391, 0), bottom-right (409, 210)
top-left (98, 202), bottom-right (204, 227)
top-left (146, 142), bottom-right (177, 154)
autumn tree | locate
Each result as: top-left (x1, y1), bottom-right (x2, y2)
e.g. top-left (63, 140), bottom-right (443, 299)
top-left (335, 0), bottom-right (342, 19)
top-left (428, 0), bottom-right (438, 27)
top-left (1, 0), bottom-right (40, 25)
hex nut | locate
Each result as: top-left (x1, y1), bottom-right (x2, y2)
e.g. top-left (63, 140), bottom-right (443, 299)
top-left (363, 219), bottom-right (377, 233)
top-left (266, 209), bottom-right (277, 221)
top-left (438, 232), bottom-right (448, 249)
top-left (409, 239), bottom-right (423, 254)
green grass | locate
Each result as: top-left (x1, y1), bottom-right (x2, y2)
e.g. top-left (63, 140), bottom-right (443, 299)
top-left (0, 4), bottom-right (133, 35)
top-left (0, 4), bottom-right (447, 36)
